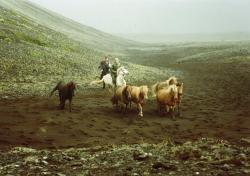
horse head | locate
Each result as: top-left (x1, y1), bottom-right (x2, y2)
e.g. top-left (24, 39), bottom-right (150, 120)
top-left (170, 84), bottom-right (178, 102)
top-left (117, 66), bottom-right (129, 76)
top-left (67, 81), bottom-right (76, 96)
top-left (176, 82), bottom-right (183, 102)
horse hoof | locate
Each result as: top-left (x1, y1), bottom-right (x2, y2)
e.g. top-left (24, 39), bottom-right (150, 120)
top-left (138, 113), bottom-right (143, 117)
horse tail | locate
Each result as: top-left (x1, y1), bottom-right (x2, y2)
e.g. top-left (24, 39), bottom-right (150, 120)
top-left (90, 78), bottom-right (104, 85)
top-left (50, 81), bottom-right (63, 97)
top-left (151, 82), bottom-right (159, 97)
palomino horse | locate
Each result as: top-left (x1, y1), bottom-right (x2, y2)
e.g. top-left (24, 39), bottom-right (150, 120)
top-left (129, 85), bottom-right (149, 117)
top-left (90, 66), bottom-right (129, 91)
top-left (111, 85), bottom-right (132, 112)
top-left (111, 85), bottom-right (149, 117)
top-left (156, 84), bottom-right (178, 117)
top-left (152, 76), bottom-right (178, 97)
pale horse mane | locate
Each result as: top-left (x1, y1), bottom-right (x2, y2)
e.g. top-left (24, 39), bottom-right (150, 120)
top-left (166, 76), bottom-right (178, 85)
top-left (139, 85), bottom-right (149, 99)
top-left (151, 76), bottom-right (178, 97)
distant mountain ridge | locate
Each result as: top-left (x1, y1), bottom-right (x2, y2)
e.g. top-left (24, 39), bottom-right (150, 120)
top-left (0, 0), bottom-right (140, 52)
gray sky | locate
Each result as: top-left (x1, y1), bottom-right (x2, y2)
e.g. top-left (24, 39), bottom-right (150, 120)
top-left (28, 0), bottom-right (250, 35)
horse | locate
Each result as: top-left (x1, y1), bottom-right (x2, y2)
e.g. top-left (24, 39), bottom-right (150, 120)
top-left (90, 66), bottom-right (129, 92)
top-left (50, 81), bottom-right (76, 112)
top-left (116, 66), bottom-right (129, 87)
top-left (111, 85), bottom-right (149, 117)
top-left (156, 84), bottom-right (178, 117)
top-left (152, 76), bottom-right (178, 97)
top-left (111, 85), bottom-right (132, 113)
top-left (129, 85), bottom-right (149, 117)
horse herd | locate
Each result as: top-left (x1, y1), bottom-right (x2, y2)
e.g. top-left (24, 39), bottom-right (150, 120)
top-left (110, 76), bottom-right (183, 117)
top-left (50, 67), bottom-right (183, 118)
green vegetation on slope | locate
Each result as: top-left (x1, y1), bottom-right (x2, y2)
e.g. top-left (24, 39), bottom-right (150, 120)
top-left (0, 0), bottom-right (141, 52)
top-left (0, 5), bottom-right (171, 97)
top-left (125, 42), bottom-right (250, 67)
top-left (0, 5), bottom-right (106, 96)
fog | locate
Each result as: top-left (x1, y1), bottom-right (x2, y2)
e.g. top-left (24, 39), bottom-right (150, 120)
top-left (29, 0), bottom-right (250, 35)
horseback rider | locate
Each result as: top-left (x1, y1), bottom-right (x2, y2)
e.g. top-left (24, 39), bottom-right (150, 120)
top-left (110, 58), bottom-right (121, 86)
top-left (98, 56), bottom-right (110, 88)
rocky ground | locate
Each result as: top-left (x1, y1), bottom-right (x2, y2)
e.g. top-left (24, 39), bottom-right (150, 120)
top-left (0, 138), bottom-right (249, 176)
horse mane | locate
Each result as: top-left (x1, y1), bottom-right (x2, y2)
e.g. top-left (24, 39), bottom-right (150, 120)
top-left (117, 66), bottom-right (124, 74)
top-left (167, 76), bottom-right (178, 85)
top-left (152, 81), bottom-right (169, 96)
top-left (122, 85), bottom-right (131, 102)
top-left (139, 85), bottom-right (148, 99)
top-left (151, 82), bottom-right (159, 97)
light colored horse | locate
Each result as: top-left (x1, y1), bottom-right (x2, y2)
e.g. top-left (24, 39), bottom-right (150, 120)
top-left (111, 85), bottom-right (149, 117)
top-left (156, 84), bottom-right (178, 117)
top-left (129, 85), bottom-right (149, 117)
top-left (152, 76), bottom-right (178, 97)
top-left (116, 66), bottom-right (129, 87)
top-left (90, 66), bottom-right (129, 91)
top-left (111, 85), bottom-right (132, 112)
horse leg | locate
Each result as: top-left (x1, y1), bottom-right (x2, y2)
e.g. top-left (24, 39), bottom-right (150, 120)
top-left (177, 104), bottom-right (181, 117)
top-left (165, 105), bottom-right (170, 116)
top-left (169, 106), bottom-right (175, 119)
top-left (69, 99), bottom-right (72, 112)
top-left (118, 102), bottom-right (123, 112)
top-left (125, 103), bottom-right (129, 113)
top-left (108, 84), bottom-right (114, 94)
top-left (60, 99), bottom-right (65, 110)
top-left (138, 103), bottom-right (143, 117)
top-left (157, 103), bottom-right (161, 115)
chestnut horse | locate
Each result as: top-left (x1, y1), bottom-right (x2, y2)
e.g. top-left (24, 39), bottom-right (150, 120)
top-left (50, 81), bottom-right (76, 112)
top-left (152, 76), bottom-right (178, 97)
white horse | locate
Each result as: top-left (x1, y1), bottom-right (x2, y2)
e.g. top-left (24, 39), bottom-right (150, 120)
top-left (116, 66), bottom-right (129, 87)
top-left (90, 66), bottom-right (129, 91)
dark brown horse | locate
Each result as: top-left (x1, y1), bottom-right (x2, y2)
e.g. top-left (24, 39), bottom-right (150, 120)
top-left (50, 81), bottom-right (76, 112)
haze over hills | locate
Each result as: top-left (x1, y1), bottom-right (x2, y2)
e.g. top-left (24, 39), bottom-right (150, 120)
top-left (119, 32), bottom-right (250, 44)
top-left (0, 0), bottom-right (140, 52)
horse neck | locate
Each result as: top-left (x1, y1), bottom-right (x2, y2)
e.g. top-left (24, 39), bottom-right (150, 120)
top-left (139, 86), bottom-right (147, 98)
top-left (116, 74), bottom-right (126, 86)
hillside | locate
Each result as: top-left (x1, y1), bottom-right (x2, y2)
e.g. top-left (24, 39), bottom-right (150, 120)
top-left (0, 0), bottom-right (140, 52)
top-left (124, 41), bottom-right (250, 66)
top-left (0, 3), bottom-right (169, 97)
